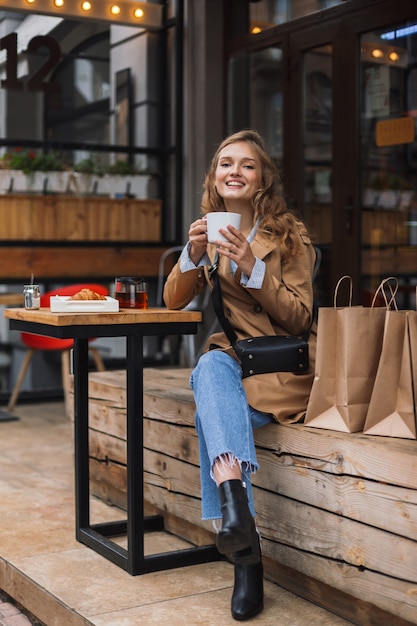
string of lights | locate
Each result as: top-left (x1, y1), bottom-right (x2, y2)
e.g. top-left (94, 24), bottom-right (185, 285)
top-left (0, 0), bottom-right (162, 28)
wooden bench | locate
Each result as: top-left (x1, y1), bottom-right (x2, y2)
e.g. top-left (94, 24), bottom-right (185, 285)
top-left (68, 368), bottom-right (417, 626)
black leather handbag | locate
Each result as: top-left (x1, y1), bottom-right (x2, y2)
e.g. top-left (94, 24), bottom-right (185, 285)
top-left (233, 334), bottom-right (309, 377)
top-left (209, 252), bottom-right (311, 378)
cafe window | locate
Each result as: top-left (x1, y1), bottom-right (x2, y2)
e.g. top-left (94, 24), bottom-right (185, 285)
top-left (0, 2), bottom-right (183, 242)
top-left (46, 32), bottom-right (111, 169)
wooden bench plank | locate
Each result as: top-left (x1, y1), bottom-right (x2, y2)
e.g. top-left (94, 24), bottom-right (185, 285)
top-left (255, 447), bottom-right (417, 538)
top-left (256, 423), bottom-right (417, 490)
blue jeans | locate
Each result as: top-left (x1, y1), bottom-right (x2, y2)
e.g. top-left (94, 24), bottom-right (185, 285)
top-left (190, 350), bottom-right (273, 520)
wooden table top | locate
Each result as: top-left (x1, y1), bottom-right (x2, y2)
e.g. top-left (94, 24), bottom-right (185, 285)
top-left (4, 307), bottom-right (202, 327)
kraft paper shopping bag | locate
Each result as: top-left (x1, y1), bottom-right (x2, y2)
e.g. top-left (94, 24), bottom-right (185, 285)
top-left (363, 310), bottom-right (417, 439)
top-left (305, 277), bottom-right (388, 433)
top-left (408, 310), bottom-right (417, 413)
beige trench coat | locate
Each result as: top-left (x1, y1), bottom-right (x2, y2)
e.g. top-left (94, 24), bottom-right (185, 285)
top-left (163, 220), bottom-right (317, 424)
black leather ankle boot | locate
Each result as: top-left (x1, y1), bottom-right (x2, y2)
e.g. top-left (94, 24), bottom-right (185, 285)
top-left (231, 558), bottom-right (264, 621)
top-left (217, 479), bottom-right (260, 564)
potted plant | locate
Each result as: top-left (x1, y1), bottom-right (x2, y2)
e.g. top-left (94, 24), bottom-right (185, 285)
top-left (0, 148), bottom-right (69, 193)
top-left (68, 158), bottom-right (104, 195)
top-left (100, 160), bottom-right (154, 198)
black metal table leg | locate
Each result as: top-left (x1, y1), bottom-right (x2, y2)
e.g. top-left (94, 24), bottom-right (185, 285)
top-left (73, 337), bottom-right (90, 534)
top-left (126, 333), bottom-right (147, 574)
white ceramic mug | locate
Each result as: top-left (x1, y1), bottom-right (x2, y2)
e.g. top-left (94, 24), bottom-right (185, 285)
top-left (206, 212), bottom-right (241, 243)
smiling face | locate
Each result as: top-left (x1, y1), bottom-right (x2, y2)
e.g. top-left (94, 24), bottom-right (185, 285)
top-left (214, 141), bottom-right (263, 209)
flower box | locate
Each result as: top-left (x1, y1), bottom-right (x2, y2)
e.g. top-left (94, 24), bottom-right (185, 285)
top-left (0, 170), bottom-right (154, 198)
top-left (67, 173), bottom-right (153, 198)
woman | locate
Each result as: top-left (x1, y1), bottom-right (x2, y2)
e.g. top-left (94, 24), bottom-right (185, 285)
top-left (164, 130), bottom-right (317, 621)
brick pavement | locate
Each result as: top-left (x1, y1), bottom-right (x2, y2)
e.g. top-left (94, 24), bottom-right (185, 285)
top-left (0, 593), bottom-right (42, 626)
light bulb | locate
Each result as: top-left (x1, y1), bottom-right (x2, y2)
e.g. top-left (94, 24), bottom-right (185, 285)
top-left (371, 48), bottom-right (384, 59)
top-left (133, 8), bottom-right (144, 18)
top-left (110, 4), bottom-right (121, 15)
top-left (81, 1), bottom-right (92, 10)
top-left (54, 0), bottom-right (64, 6)
top-left (388, 51), bottom-right (400, 62)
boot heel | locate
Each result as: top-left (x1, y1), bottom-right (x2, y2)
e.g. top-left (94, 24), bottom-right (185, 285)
top-left (231, 560), bottom-right (264, 621)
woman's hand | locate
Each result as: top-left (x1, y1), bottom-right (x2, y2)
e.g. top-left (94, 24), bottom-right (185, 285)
top-left (215, 225), bottom-right (255, 277)
top-left (188, 217), bottom-right (208, 265)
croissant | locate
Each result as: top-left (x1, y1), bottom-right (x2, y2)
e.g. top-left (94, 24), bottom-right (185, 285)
top-left (70, 288), bottom-right (106, 301)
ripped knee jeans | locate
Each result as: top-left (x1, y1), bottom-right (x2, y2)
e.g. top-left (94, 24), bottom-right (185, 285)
top-left (190, 350), bottom-right (273, 520)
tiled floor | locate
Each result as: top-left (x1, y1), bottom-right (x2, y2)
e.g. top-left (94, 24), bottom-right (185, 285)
top-left (0, 593), bottom-right (31, 625)
top-left (0, 401), bottom-right (352, 626)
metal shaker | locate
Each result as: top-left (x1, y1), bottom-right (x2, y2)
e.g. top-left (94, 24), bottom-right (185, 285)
top-left (23, 284), bottom-right (40, 310)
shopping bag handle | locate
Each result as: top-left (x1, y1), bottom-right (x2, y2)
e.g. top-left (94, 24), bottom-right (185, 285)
top-left (371, 277), bottom-right (398, 310)
top-left (334, 275), bottom-right (353, 308)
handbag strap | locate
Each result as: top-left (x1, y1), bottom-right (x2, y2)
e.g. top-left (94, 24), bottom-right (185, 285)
top-left (209, 251), bottom-right (238, 347)
top-left (209, 251), bottom-right (314, 345)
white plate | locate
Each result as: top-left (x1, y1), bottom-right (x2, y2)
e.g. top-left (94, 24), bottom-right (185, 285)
top-left (50, 295), bottom-right (119, 313)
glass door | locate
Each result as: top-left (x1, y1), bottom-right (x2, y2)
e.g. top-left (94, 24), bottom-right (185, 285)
top-left (288, 0), bottom-right (416, 305)
top-left (228, 45), bottom-right (285, 171)
top-left (286, 21), bottom-right (342, 306)
top-left (226, 0), bottom-right (417, 306)
top-left (302, 45), bottom-right (333, 304)
top-left (360, 21), bottom-right (417, 308)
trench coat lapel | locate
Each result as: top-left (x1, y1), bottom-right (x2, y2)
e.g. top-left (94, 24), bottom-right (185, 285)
top-left (251, 232), bottom-right (278, 260)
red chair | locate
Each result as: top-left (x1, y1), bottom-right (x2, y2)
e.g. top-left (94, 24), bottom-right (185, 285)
top-left (7, 283), bottom-right (108, 416)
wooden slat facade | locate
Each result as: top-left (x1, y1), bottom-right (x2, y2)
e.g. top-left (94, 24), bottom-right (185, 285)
top-left (0, 195), bottom-right (165, 281)
top-left (0, 245), bottom-right (168, 281)
top-left (0, 195), bottom-right (161, 241)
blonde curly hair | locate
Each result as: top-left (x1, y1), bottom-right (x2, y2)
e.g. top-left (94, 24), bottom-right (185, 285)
top-left (201, 129), bottom-right (303, 260)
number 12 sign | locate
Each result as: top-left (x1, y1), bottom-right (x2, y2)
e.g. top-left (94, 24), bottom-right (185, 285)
top-left (1, 33), bottom-right (62, 94)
